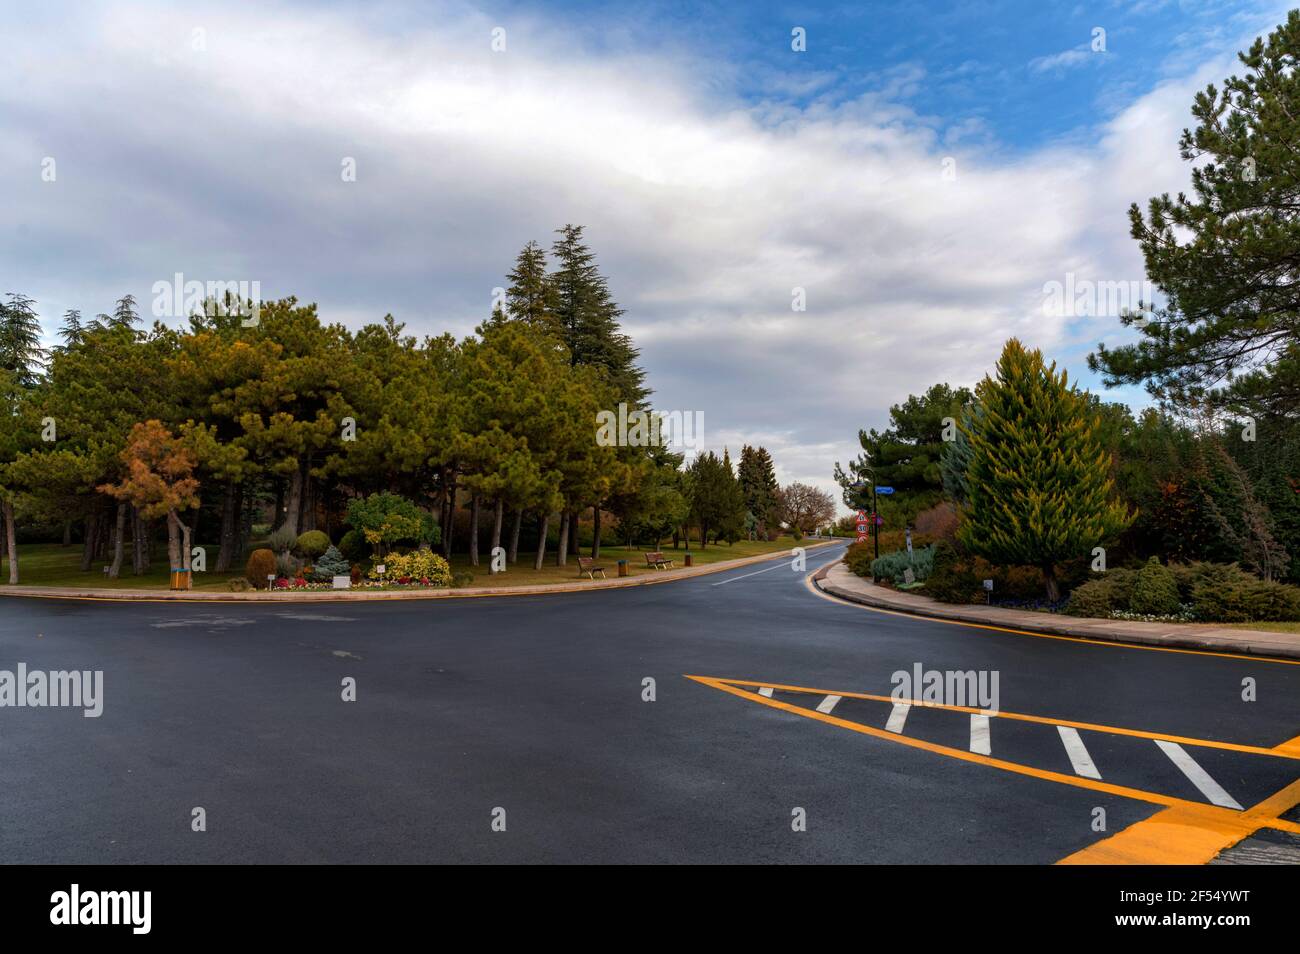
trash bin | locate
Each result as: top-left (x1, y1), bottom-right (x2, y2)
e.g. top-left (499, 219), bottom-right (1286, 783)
top-left (170, 568), bottom-right (192, 591)
top-left (684, 553), bottom-right (693, 567)
top-left (617, 559), bottom-right (628, 577)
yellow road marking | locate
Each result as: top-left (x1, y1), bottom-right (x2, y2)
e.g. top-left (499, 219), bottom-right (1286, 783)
top-left (702, 675), bottom-right (1300, 760)
top-left (803, 569), bottom-right (1300, 667)
top-left (688, 674), bottom-right (1300, 852)
top-left (1058, 777), bottom-right (1300, 864)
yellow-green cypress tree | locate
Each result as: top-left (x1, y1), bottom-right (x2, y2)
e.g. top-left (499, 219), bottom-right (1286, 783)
top-left (958, 339), bottom-right (1134, 601)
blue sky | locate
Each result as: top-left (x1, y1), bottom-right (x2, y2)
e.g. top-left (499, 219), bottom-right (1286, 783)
top-left (1, 0), bottom-right (1292, 506)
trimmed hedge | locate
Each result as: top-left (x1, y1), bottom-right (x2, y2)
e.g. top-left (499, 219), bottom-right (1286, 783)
top-left (1130, 557), bottom-right (1180, 616)
top-left (1066, 559), bottom-right (1300, 622)
top-left (296, 530), bottom-right (331, 559)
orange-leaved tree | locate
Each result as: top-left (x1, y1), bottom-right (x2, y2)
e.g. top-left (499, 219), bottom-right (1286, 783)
top-left (99, 420), bottom-right (201, 577)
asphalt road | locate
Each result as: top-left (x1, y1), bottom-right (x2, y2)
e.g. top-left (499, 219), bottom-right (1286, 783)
top-left (1, 543), bottom-right (1298, 864)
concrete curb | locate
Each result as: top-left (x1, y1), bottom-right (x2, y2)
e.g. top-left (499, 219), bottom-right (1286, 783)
top-left (0, 540), bottom-right (843, 603)
top-left (812, 562), bottom-right (1300, 661)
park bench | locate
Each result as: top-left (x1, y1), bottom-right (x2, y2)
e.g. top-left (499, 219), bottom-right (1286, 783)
top-left (577, 556), bottom-right (607, 580)
top-left (644, 551), bottom-right (675, 570)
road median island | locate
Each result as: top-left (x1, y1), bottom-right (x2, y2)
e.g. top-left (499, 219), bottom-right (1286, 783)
top-left (0, 540), bottom-right (842, 603)
top-left (814, 562), bottom-right (1300, 662)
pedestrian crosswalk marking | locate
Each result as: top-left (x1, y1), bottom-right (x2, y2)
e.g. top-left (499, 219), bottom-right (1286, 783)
top-left (689, 675), bottom-right (1300, 819)
top-left (885, 702), bottom-right (910, 734)
top-left (1057, 726), bottom-right (1101, 779)
top-left (1154, 740), bottom-right (1243, 810)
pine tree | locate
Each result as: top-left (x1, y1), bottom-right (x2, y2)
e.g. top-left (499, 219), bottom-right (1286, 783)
top-left (58, 309), bottom-right (84, 350)
top-left (1090, 11), bottom-right (1300, 416)
top-left (0, 293), bottom-right (46, 386)
top-left (505, 240), bottom-right (559, 334)
top-left (549, 224), bottom-right (646, 403)
top-left (959, 339), bottom-right (1134, 600)
top-left (110, 294), bottom-right (140, 329)
top-left (738, 444), bottom-right (781, 537)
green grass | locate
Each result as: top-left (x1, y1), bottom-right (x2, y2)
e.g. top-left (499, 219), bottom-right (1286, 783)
top-left (1, 536), bottom-right (824, 591)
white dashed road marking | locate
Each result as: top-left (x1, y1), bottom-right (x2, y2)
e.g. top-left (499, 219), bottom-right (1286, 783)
top-left (816, 694), bottom-right (841, 714)
top-left (1154, 740), bottom-right (1243, 810)
top-left (885, 702), bottom-right (911, 734)
top-left (757, 687), bottom-right (774, 698)
top-left (1056, 726), bottom-right (1102, 779)
top-left (969, 714), bottom-right (992, 755)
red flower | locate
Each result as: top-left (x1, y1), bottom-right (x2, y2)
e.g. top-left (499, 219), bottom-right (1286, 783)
top-left (397, 576), bottom-right (412, 585)
top-left (420, 577), bottom-right (430, 585)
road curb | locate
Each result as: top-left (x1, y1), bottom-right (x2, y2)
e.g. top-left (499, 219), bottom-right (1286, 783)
top-left (0, 540), bottom-right (843, 603)
top-left (812, 563), bottom-right (1300, 662)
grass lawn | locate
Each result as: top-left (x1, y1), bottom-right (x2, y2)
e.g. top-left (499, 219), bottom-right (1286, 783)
top-left (0, 536), bottom-right (829, 592)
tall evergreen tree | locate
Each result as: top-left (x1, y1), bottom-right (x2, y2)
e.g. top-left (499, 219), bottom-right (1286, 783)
top-left (738, 444), bottom-right (781, 537)
top-left (959, 339), bottom-right (1133, 601)
top-left (505, 240), bottom-right (559, 334)
top-left (1090, 11), bottom-right (1300, 416)
top-left (0, 293), bottom-right (46, 386)
top-left (549, 224), bottom-right (646, 403)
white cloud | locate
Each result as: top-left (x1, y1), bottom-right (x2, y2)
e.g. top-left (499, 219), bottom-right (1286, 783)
top-left (0, 2), bottom-right (1276, 511)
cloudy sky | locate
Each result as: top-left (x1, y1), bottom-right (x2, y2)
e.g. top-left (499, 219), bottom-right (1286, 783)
top-left (2, 0), bottom-right (1292, 509)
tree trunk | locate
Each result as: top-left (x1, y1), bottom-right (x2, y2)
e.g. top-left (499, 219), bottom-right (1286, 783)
top-left (508, 508), bottom-right (522, 564)
top-left (2, 499), bottom-right (16, 584)
top-left (62, 519), bottom-right (72, 547)
top-left (491, 499), bottom-right (504, 556)
top-left (468, 495), bottom-right (480, 566)
top-left (556, 511), bottom-right (570, 566)
top-left (80, 512), bottom-right (98, 571)
top-left (108, 502), bottom-right (127, 578)
top-left (283, 460), bottom-right (305, 534)
top-left (534, 513), bottom-right (549, 570)
top-left (441, 475), bottom-right (457, 558)
top-left (131, 506), bottom-right (145, 575)
top-left (1043, 566), bottom-right (1060, 603)
top-left (591, 507), bottom-right (602, 559)
top-left (300, 467), bottom-right (316, 532)
top-left (216, 480), bottom-right (239, 572)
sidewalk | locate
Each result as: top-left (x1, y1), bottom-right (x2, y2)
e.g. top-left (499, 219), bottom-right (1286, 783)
top-left (815, 562), bottom-right (1300, 661)
top-left (0, 540), bottom-right (840, 603)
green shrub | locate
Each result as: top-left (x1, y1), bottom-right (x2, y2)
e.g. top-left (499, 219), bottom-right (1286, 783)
top-left (245, 548), bottom-right (276, 588)
top-left (312, 545), bottom-right (350, 582)
top-left (1130, 557), bottom-right (1181, 616)
top-left (924, 540), bottom-right (984, 603)
top-left (227, 577), bottom-right (251, 592)
top-left (843, 541), bottom-right (875, 578)
top-left (338, 528), bottom-right (369, 565)
top-left (1065, 577), bottom-right (1116, 617)
top-left (296, 530), bottom-right (330, 559)
top-left (369, 549), bottom-right (452, 586)
top-left (275, 551), bottom-right (301, 579)
top-left (870, 545), bottom-right (935, 585)
top-left (1192, 577), bottom-right (1300, 622)
top-left (267, 525), bottom-right (298, 554)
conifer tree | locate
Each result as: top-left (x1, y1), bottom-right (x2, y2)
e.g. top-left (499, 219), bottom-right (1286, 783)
top-left (959, 339), bottom-right (1133, 600)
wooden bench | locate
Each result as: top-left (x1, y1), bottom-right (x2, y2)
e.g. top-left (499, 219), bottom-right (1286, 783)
top-left (577, 556), bottom-right (607, 580)
top-left (644, 551), bottom-right (675, 570)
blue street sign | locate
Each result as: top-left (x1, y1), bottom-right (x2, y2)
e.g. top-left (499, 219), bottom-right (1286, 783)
top-left (875, 486), bottom-right (895, 495)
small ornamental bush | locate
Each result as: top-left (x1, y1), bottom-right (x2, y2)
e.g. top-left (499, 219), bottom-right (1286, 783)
top-left (267, 524), bottom-right (298, 554)
top-left (369, 549), bottom-right (452, 587)
top-left (245, 548), bottom-right (276, 588)
top-left (296, 530), bottom-right (330, 560)
top-left (869, 545), bottom-right (935, 585)
top-left (274, 551), bottom-right (300, 579)
top-left (312, 545), bottom-right (350, 582)
top-left (1130, 557), bottom-right (1181, 616)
